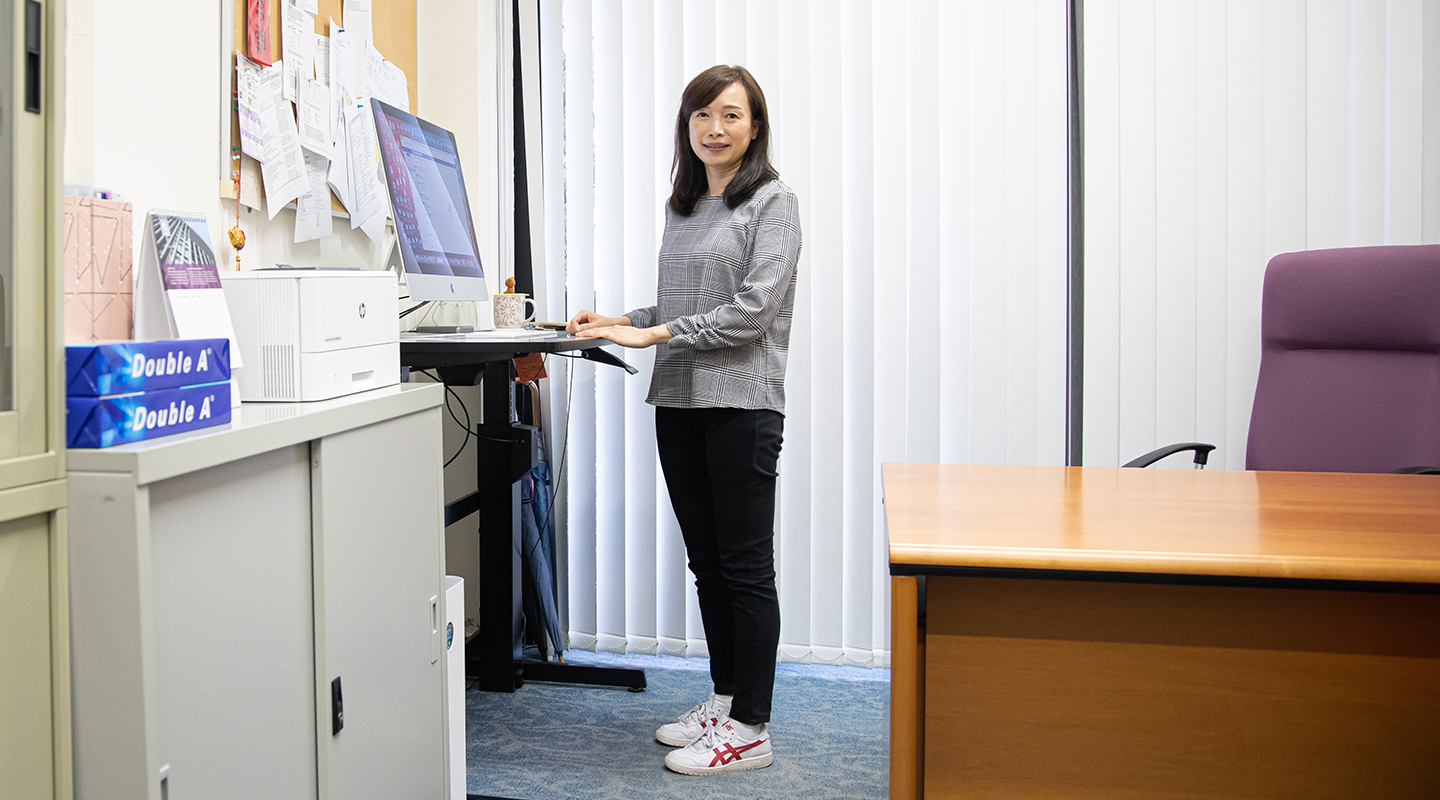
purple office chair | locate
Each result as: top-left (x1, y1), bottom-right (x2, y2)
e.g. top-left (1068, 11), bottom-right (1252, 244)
top-left (1125, 244), bottom-right (1440, 474)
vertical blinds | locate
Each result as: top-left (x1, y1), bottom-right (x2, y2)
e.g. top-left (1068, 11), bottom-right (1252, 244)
top-left (1082, 0), bottom-right (1440, 470)
top-left (538, 0), bottom-right (1070, 667)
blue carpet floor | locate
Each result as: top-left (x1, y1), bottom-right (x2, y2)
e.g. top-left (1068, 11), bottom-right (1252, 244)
top-left (465, 651), bottom-right (890, 799)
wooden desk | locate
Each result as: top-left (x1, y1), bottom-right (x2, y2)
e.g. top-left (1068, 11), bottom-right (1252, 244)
top-left (884, 463), bottom-right (1440, 800)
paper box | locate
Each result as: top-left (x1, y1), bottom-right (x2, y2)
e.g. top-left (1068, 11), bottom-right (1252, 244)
top-left (66, 381), bottom-right (232, 449)
top-left (64, 196), bottom-right (94, 294)
top-left (92, 292), bottom-right (134, 342)
top-left (66, 338), bottom-right (231, 397)
top-left (64, 292), bottom-right (95, 344)
top-left (91, 198), bottom-right (134, 294)
top-left (64, 196), bottom-right (135, 343)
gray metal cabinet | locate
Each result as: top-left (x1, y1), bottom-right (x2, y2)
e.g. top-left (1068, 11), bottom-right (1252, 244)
top-left (67, 385), bottom-right (449, 800)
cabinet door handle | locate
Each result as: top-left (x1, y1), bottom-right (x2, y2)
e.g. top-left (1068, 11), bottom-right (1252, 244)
top-left (24, 0), bottom-right (40, 113)
top-left (331, 677), bottom-right (344, 734)
top-left (430, 595), bottom-right (440, 664)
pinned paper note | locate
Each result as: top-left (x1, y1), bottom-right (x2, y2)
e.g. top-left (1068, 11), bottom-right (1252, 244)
top-left (257, 61), bottom-right (309, 218)
top-left (363, 40), bottom-right (409, 112)
top-left (298, 77), bottom-right (331, 156)
top-left (282, 0), bottom-right (314, 103)
top-left (295, 151), bottom-right (333, 243)
top-left (236, 55), bottom-right (267, 162)
top-left (313, 33), bottom-right (329, 85)
top-left (327, 107), bottom-right (352, 212)
top-left (346, 102), bottom-right (383, 230)
top-left (343, 0), bottom-right (372, 44)
top-left (238, 155), bottom-right (263, 210)
top-left (360, 211), bottom-right (386, 245)
top-left (329, 20), bottom-right (355, 140)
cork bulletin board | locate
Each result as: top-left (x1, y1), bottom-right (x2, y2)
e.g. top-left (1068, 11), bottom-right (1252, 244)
top-left (223, 0), bottom-right (418, 213)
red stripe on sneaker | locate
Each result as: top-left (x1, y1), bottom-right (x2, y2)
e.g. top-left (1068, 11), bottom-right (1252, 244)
top-left (708, 738), bottom-right (768, 767)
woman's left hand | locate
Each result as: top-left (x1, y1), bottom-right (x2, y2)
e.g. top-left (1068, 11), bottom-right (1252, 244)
top-left (576, 323), bottom-right (671, 349)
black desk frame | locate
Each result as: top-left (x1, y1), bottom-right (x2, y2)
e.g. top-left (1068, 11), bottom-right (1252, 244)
top-left (401, 334), bottom-right (645, 693)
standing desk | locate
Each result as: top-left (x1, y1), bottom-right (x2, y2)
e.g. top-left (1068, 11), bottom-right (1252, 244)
top-left (400, 332), bottom-right (645, 693)
top-left (883, 463), bottom-right (1440, 800)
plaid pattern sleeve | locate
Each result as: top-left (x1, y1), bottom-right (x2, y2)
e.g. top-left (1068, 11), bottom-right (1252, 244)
top-left (626, 304), bottom-right (658, 329)
top-left (625, 180), bottom-right (802, 412)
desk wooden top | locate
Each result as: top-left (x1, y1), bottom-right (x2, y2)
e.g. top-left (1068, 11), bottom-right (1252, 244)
top-left (883, 463), bottom-right (1440, 584)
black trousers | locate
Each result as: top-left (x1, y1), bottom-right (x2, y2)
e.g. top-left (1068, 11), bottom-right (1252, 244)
top-left (655, 406), bottom-right (784, 725)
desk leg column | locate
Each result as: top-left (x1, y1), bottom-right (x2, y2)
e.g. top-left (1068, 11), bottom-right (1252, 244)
top-left (470, 361), bottom-right (525, 692)
top-left (890, 575), bottom-right (924, 800)
top-left (472, 473), bottom-right (522, 691)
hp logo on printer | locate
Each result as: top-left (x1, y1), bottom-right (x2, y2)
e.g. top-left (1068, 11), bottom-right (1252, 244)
top-left (358, 302), bottom-right (366, 319)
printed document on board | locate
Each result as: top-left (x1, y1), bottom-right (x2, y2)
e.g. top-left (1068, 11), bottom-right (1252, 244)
top-left (298, 77), bottom-right (331, 156)
top-left (327, 110), bottom-right (352, 211)
top-left (346, 101), bottom-right (383, 233)
top-left (363, 40), bottom-right (408, 112)
top-left (343, 0), bottom-right (372, 44)
top-left (257, 60), bottom-right (309, 218)
top-left (236, 54), bottom-right (266, 162)
top-left (295, 151), bottom-right (334, 243)
top-left (281, 0), bottom-right (314, 102)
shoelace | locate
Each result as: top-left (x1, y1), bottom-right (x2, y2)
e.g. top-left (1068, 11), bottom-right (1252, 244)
top-left (679, 694), bottom-right (725, 726)
top-left (689, 722), bottom-right (726, 751)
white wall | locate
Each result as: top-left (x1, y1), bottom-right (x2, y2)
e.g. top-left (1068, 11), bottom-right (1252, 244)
top-left (1083, 0), bottom-right (1440, 470)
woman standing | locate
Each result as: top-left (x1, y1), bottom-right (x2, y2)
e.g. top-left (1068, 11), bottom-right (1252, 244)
top-left (568, 64), bottom-right (801, 776)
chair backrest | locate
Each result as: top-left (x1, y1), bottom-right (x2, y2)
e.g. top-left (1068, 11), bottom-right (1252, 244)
top-left (1247, 245), bottom-right (1440, 472)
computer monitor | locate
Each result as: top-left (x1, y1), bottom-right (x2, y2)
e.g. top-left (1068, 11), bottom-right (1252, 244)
top-left (370, 99), bottom-right (492, 319)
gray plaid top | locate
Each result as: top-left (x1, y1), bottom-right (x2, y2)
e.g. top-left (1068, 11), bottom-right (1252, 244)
top-left (625, 179), bottom-right (802, 412)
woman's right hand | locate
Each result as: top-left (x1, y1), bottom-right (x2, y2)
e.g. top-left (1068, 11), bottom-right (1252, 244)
top-left (567, 310), bottom-right (631, 335)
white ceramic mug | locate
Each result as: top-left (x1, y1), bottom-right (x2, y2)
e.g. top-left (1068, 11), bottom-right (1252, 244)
top-left (493, 293), bottom-right (538, 329)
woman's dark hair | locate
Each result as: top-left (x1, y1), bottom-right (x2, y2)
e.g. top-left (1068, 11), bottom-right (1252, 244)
top-left (669, 65), bottom-right (778, 216)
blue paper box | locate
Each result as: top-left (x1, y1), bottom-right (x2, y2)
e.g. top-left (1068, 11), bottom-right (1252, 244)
top-left (66, 381), bottom-right (232, 448)
top-left (66, 339), bottom-right (231, 397)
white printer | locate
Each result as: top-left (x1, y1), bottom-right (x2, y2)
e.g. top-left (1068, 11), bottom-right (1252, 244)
top-left (222, 269), bottom-right (399, 402)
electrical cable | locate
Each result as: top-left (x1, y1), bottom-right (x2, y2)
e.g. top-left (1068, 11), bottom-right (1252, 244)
top-left (442, 384), bottom-right (472, 468)
top-left (399, 300), bottom-right (433, 319)
top-left (420, 369), bottom-right (473, 468)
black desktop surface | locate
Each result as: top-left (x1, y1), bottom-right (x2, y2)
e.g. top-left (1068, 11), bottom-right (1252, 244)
top-left (401, 331), bottom-right (599, 362)
top-left (399, 333), bottom-right (637, 382)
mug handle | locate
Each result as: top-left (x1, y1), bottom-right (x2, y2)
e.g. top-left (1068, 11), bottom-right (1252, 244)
top-left (523, 298), bottom-right (538, 325)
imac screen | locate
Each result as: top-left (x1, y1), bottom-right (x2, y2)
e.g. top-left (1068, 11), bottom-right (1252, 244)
top-left (371, 99), bottom-right (485, 282)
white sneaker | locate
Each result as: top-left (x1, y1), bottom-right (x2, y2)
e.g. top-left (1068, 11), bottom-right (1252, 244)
top-left (663, 719), bottom-right (773, 776)
top-left (655, 692), bottom-right (732, 747)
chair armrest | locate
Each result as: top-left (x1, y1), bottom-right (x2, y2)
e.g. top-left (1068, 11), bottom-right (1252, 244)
top-left (1122, 442), bottom-right (1217, 469)
top-left (1392, 466), bottom-right (1440, 475)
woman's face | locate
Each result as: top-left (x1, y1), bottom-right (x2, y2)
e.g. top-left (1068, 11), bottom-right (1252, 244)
top-left (688, 81), bottom-right (758, 181)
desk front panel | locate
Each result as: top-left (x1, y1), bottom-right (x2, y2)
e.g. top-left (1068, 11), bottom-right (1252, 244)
top-left (921, 575), bottom-right (1440, 799)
